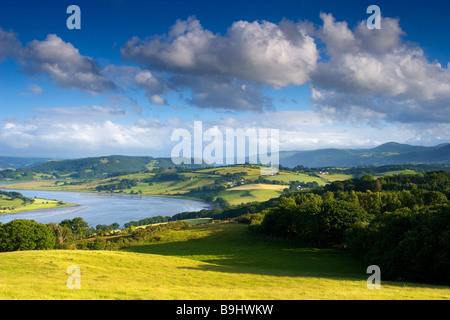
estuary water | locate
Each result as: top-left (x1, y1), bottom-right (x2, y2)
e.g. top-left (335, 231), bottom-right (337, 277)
top-left (0, 189), bottom-right (211, 228)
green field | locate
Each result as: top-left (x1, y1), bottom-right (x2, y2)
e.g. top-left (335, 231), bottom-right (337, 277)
top-left (266, 172), bottom-right (327, 185)
top-left (0, 195), bottom-right (74, 214)
top-left (0, 223), bottom-right (449, 300)
top-left (319, 173), bottom-right (354, 182)
top-left (217, 184), bottom-right (286, 205)
top-left (1, 166), bottom-right (327, 206)
top-left (375, 169), bottom-right (418, 177)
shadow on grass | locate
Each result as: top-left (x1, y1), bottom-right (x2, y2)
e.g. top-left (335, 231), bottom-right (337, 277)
top-left (122, 223), bottom-right (368, 280)
top-left (121, 224), bottom-right (450, 291)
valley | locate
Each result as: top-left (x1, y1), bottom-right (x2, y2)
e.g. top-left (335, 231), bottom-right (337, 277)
top-left (1, 151), bottom-right (450, 300)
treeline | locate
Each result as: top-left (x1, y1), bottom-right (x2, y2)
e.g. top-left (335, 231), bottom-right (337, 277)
top-left (0, 190), bottom-right (34, 203)
top-left (324, 171), bottom-right (450, 193)
top-left (0, 217), bottom-right (95, 252)
top-left (172, 196), bottom-right (281, 221)
top-left (0, 190), bottom-right (35, 211)
top-left (290, 163), bottom-right (450, 177)
top-left (0, 168), bottom-right (35, 180)
top-left (0, 216), bottom-right (193, 252)
top-left (145, 172), bottom-right (188, 183)
top-left (130, 221), bottom-right (190, 242)
top-left (171, 171), bottom-right (450, 285)
top-left (96, 179), bottom-right (138, 192)
top-left (240, 171), bottom-right (450, 285)
top-left (124, 216), bottom-right (171, 228)
top-left (0, 155), bottom-right (212, 182)
top-left (30, 156), bottom-right (154, 178)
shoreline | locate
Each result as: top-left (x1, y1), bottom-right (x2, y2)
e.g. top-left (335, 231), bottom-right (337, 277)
top-left (0, 179), bottom-right (212, 205)
top-left (0, 200), bottom-right (79, 216)
top-left (0, 182), bottom-right (214, 219)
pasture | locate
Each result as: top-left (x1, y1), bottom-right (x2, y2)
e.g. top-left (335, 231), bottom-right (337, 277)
top-left (0, 223), bottom-right (449, 300)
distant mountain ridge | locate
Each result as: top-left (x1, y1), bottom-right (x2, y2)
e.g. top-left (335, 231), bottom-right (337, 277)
top-left (0, 155), bottom-right (211, 180)
top-left (279, 142), bottom-right (450, 168)
top-left (0, 156), bottom-right (52, 170)
top-left (1, 142), bottom-right (449, 176)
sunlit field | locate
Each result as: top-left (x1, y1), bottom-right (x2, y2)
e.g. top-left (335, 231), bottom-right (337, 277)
top-left (1, 223), bottom-right (449, 300)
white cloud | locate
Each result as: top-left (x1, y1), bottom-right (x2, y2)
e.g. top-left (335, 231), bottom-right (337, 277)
top-left (1, 106), bottom-right (448, 159)
top-left (0, 108), bottom-right (172, 157)
top-left (121, 16), bottom-right (318, 111)
top-left (311, 14), bottom-right (450, 124)
top-left (12, 34), bottom-right (116, 94)
top-left (28, 84), bottom-right (43, 94)
top-left (129, 16), bottom-right (319, 85)
top-left (318, 13), bottom-right (357, 56)
top-left (2, 12), bottom-right (450, 158)
top-left (150, 95), bottom-right (166, 105)
top-left (170, 74), bottom-right (273, 111)
top-left (0, 27), bottom-right (20, 61)
top-left (133, 70), bottom-right (169, 103)
top-left (168, 110), bottom-right (444, 151)
top-left (32, 105), bottom-right (127, 121)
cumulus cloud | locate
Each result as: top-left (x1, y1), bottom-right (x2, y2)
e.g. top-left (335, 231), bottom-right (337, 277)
top-left (17, 34), bottom-right (116, 94)
top-left (0, 30), bottom-right (116, 94)
top-left (121, 16), bottom-right (318, 111)
top-left (167, 110), bottom-right (441, 152)
top-left (147, 16), bottom-right (316, 84)
top-left (133, 70), bottom-right (169, 105)
top-left (318, 13), bottom-right (357, 56)
top-left (170, 74), bottom-right (273, 112)
top-left (0, 107), bottom-right (171, 157)
top-left (2, 12), bottom-right (450, 157)
top-left (1, 106), bottom-right (448, 158)
top-left (311, 13), bottom-right (450, 124)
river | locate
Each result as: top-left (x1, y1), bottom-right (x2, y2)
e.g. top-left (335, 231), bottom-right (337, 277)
top-left (0, 189), bottom-right (211, 228)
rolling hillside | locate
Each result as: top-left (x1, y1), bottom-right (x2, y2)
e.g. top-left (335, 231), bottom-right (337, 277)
top-left (1, 223), bottom-right (449, 300)
top-left (0, 156), bottom-right (52, 170)
top-left (279, 142), bottom-right (450, 168)
top-left (0, 155), bottom-right (211, 180)
top-left (1, 142), bottom-right (450, 181)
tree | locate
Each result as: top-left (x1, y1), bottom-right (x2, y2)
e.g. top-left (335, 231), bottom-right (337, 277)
top-left (214, 197), bottom-right (229, 209)
top-left (0, 219), bottom-right (55, 251)
top-left (47, 222), bottom-right (74, 248)
top-left (60, 217), bottom-right (91, 238)
top-left (355, 205), bottom-right (450, 284)
top-left (88, 237), bottom-right (106, 250)
top-left (315, 200), bottom-right (372, 246)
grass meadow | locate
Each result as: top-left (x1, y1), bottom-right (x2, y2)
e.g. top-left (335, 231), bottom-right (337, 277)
top-left (0, 223), bottom-right (449, 300)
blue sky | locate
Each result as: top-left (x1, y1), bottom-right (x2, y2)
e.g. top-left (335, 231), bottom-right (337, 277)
top-left (1, 0), bottom-right (450, 158)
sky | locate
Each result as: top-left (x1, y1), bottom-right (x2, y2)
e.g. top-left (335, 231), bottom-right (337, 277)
top-left (1, 0), bottom-right (450, 158)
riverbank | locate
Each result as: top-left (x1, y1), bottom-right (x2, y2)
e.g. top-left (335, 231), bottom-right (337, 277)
top-left (0, 179), bottom-right (206, 202)
top-left (0, 197), bottom-right (77, 215)
top-left (0, 188), bottom-right (211, 227)
top-left (1, 222), bottom-right (449, 300)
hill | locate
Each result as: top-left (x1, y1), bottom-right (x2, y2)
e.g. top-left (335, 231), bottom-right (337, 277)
top-left (30, 155), bottom-right (156, 178)
top-left (0, 155), bottom-right (210, 180)
top-left (279, 142), bottom-right (450, 168)
top-left (1, 164), bottom-right (324, 207)
top-left (1, 142), bottom-right (450, 178)
top-left (0, 156), bottom-right (51, 170)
